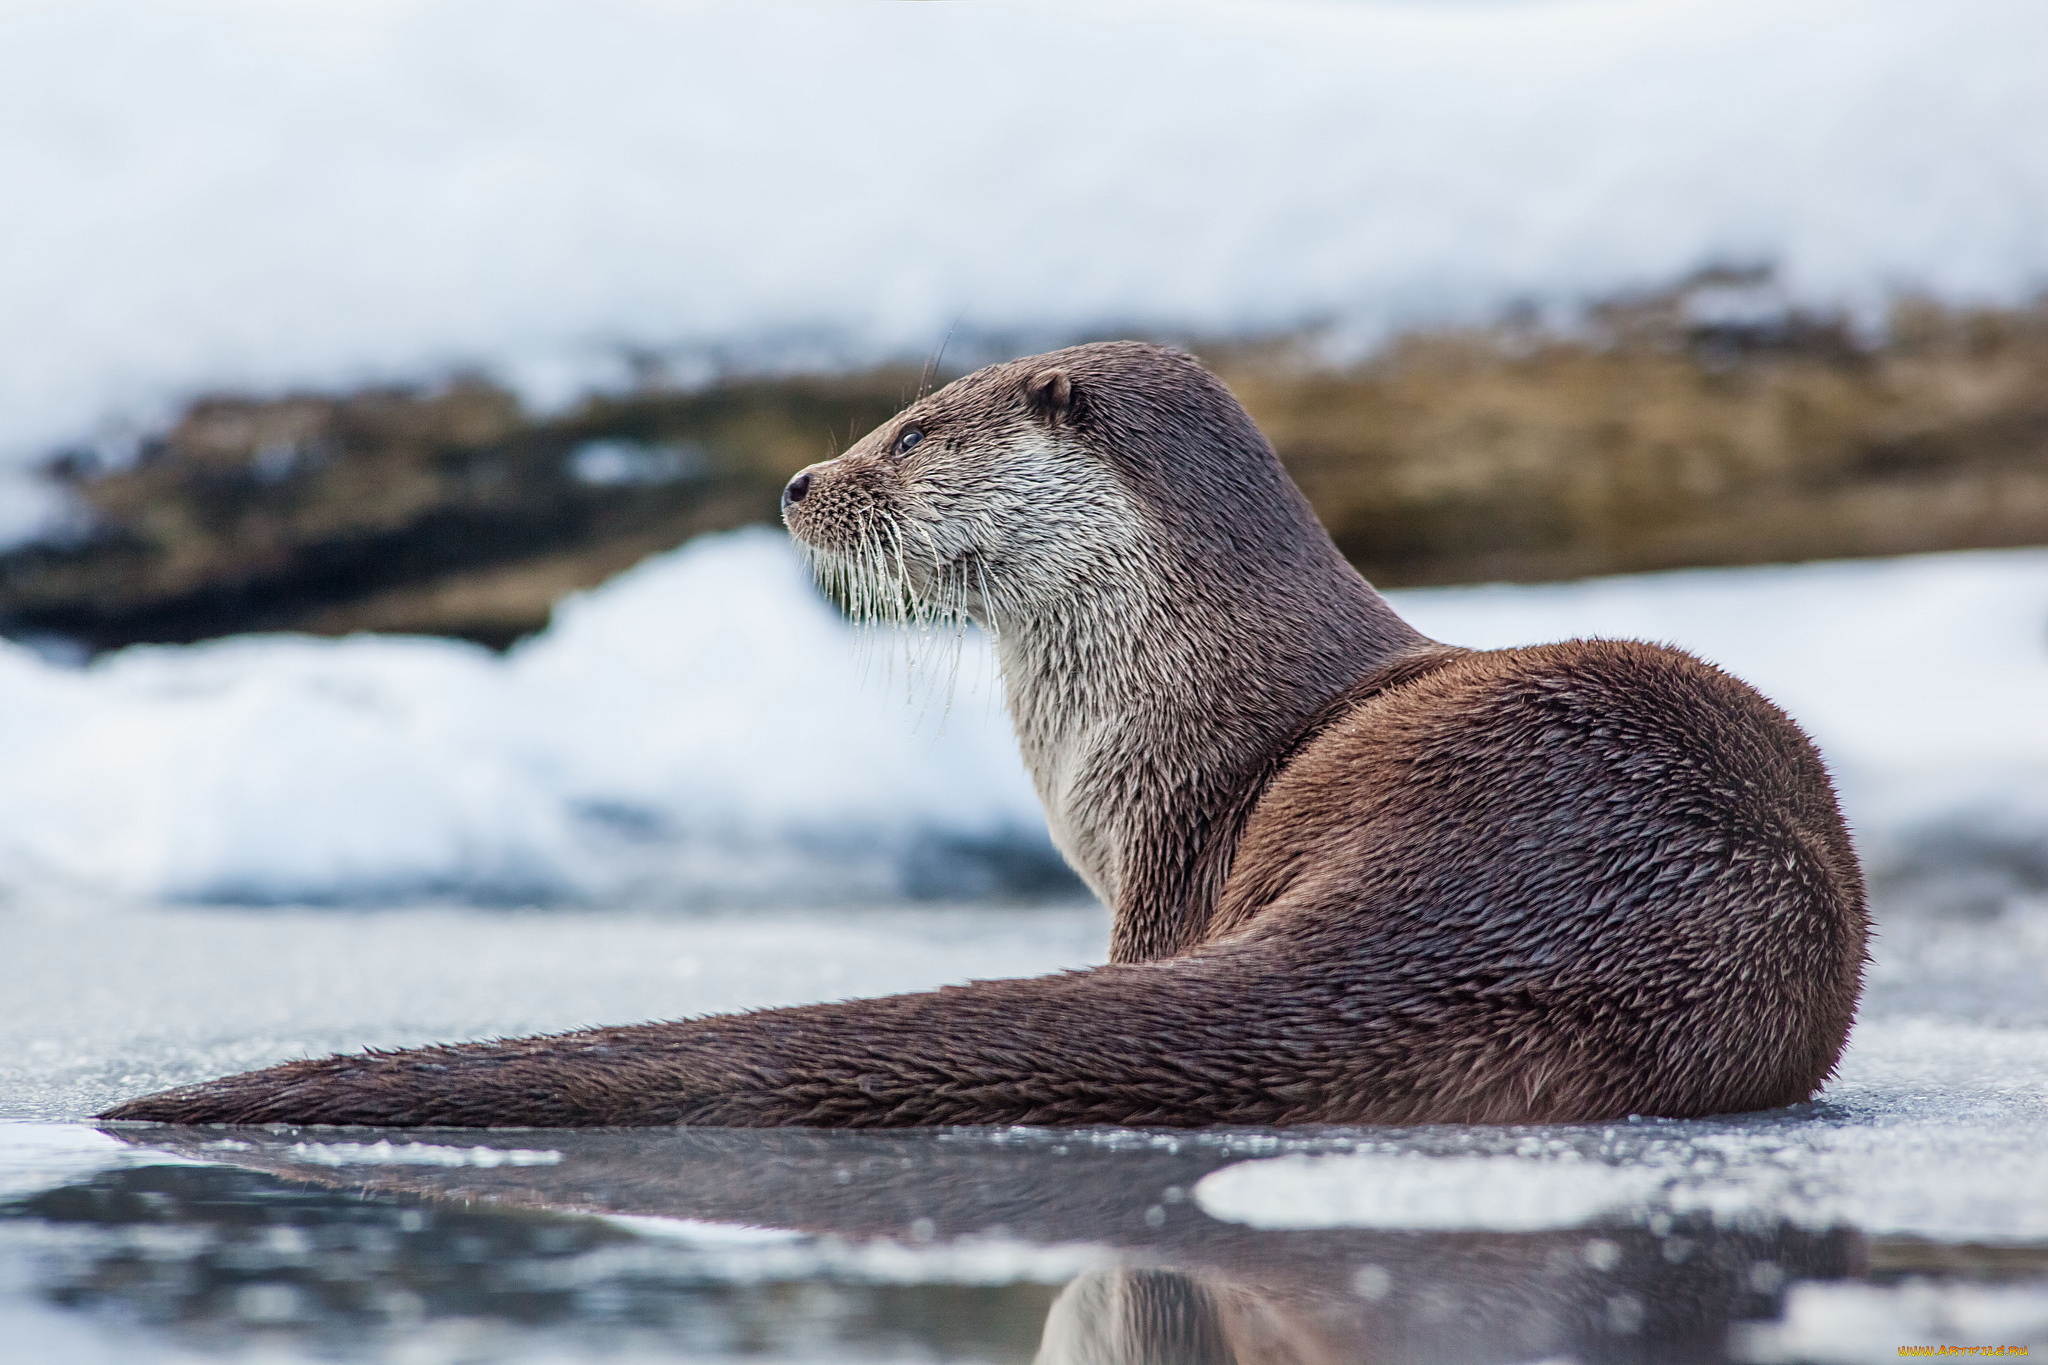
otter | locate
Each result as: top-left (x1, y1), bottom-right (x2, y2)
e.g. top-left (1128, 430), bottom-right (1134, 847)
top-left (102, 342), bottom-right (1867, 1129)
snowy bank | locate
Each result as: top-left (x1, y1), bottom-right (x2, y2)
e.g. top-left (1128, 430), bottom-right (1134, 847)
top-left (0, 528), bottom-right (1061, 906)
top-left (0, 529), bottom-right (2041, 909)
top-left (3, 0), bottom-right (2047, 540)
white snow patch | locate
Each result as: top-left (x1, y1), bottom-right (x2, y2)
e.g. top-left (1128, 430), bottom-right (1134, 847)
top-left (0, 526), bottom-right (1055, 906)
top-left (1736, 1280), bottom-right (2048, 1360)
top-left (0, 1122), bottom-right (202, 1199)
top-left (1196, 1151), bottom-right (1666, 1231)
top-left (564, 1218), bottom-right (1111, 1288)
top-left (601, 1215), bottom-right (806, 1248)
top-left (2, 0), bottom-right (2046, 532)
top-left (284, 1140), bottom-right (563, 1168)
top-left (818, 1237), bottom-right (1117, 1287)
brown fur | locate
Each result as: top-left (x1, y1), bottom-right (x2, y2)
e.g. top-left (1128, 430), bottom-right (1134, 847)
top-left (101, 342), bottom-right (1868, 1128)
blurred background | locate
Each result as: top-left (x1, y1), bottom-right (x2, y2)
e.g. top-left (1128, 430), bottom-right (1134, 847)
top-left (0, 0), bottom-right (2043, 911)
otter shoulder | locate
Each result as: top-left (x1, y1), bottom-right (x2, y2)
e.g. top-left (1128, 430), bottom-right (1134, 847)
top-left (1341, 636), bottom-right (1805, 754)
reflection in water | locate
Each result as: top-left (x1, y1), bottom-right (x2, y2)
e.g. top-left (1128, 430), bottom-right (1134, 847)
top-left (1038, 1268), bottom-right (1324, 1365)
top-left (10, 1162), bottom-right (1058, 1361)
top-left (0, 1124), bottom-right (1878, 1362)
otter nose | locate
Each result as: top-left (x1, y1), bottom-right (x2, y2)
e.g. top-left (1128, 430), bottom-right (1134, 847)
top-left (780, 471), bottom-right (811, 510)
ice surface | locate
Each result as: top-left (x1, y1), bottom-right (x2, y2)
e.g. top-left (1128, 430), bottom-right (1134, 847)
top-left (2, 530), bottom-right (2041, 909)
top-left (0, 898), bottom-right (1119, 1358)
top-left (0, 897), bottom-right (1113, 1122)
top-left (3, 892), bottom-right (2046, 1360)
top-left (4, 0), bottom-right (2047, 538)
top-left (1195, 1014), bottom-right (2048, 1243)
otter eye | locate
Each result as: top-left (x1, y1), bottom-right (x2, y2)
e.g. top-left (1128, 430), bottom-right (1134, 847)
top-left (894, 428), bottom-right (924, 455)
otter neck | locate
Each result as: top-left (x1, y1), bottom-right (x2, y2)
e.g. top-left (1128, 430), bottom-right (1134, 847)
top-left (991, 536), bottom-right (1426, 964)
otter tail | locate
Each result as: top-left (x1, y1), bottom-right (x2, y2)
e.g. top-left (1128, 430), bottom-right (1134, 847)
top-left (98, 938), bottom-right (1335, 1129)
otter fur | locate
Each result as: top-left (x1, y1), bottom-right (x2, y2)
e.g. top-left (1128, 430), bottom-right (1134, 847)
top-left (102, 342), bottom-right (1867, 1129)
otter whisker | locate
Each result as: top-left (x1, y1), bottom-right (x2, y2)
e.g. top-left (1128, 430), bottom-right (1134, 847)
top-left (918, 317), bottom-right (960, 403)
top-left (804, 500), bottom-right (983, 728)
top-left (814, 499), bottom-right (975, 714)
top-left (896, 517), bottom-right (974, 721)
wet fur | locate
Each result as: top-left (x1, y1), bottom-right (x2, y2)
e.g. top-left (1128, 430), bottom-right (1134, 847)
top-left (102, 342), bottom-right (1867, 1128)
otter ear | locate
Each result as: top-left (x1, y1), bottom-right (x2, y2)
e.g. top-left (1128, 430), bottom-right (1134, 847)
top-left (1023, 367), bottom-right (1081, 427)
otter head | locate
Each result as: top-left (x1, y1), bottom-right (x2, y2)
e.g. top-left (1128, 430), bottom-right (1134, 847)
top-left (780, 341), bottom-right (1312, 633)
top-left (779, 347), bottom-right (1157, 631)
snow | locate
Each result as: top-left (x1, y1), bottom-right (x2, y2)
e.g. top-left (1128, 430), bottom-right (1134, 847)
top-left (0, 530), bottom-right (2041, 907)
top-left (1197, 1151), bottom-right (1671, 1232)
top-left (0, 526), bottom-right (1058, 906)
top-left (4, 0), bottom-right (2047, 541)
top-left (1738, 1281), bottom-right (2048, 1362)
top-left (0, 1124), bottom-right (206, 1202)
top-left (281, 1141), bottom-right (565, 1168)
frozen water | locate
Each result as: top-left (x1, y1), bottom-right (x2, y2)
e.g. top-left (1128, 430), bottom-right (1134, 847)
top-left (0, 899), bottom-right (1116, 1362)
top-left (1195, 1016), bottom-right (2048, 1244)
top-left (2, 888), bottom-right (2045, 1361)
top-left (4, 0), bottom-right (2047, 539)
top-left (0, 898), bottom-right (1113, 1123)
top-left (1, 530), bottom-right (2041, 910)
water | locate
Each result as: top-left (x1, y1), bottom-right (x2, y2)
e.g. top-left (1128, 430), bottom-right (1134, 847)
top-left (3, 896), bottom-right (2046, 1362)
